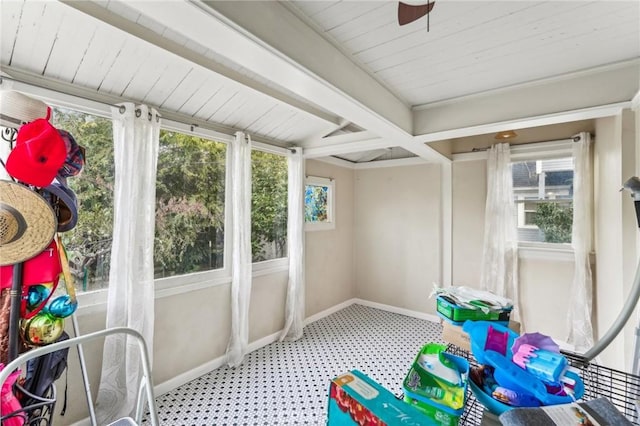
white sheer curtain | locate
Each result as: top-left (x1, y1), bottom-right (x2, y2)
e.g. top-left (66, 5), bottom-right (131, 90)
top-left (96, 103), bottom-right (160, 423)
top-left (280, 147), bottom-right (305, 341)
top-left (226, 131), bottom-right (252, 367)
top-left (567, 132), bottom-right (594, 352)
top-left (480, 143), bottom-right (521, 323)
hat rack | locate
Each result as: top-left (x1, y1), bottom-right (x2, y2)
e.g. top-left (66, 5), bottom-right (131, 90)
top-left (0, 94), bottom-right (97, 425)
top-left (1, 127), bottom-right (23, 362)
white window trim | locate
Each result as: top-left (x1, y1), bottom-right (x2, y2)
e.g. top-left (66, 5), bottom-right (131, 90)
top-left (15, 82), bottom-right (293, 310)
top-left (512, 141), bottom-right (581, 255)
top-left (77, 258), bottom-right (290, 315)
top-left (305, 176), bottom-right (335, 231)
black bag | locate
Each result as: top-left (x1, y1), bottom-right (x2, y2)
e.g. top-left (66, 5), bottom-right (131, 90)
top-left (20, 332), bottom-right (69, 409)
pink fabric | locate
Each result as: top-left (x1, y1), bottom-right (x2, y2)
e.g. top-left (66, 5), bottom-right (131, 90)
top-left (0, 364), bottom-right (24, 425)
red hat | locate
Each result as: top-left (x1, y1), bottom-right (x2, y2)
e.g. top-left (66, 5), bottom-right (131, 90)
top-left (6, 118), bottom-right (67, 187)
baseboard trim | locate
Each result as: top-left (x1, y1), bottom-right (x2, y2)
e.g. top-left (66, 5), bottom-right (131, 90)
top-left (71, 297), bottom-right (438, 425)
top-left (304, 298), bottom-right (358, 325)
top-left (353, 299), bottom-right (441, 323)
top-left (154, 354), bottom-right (226, 397)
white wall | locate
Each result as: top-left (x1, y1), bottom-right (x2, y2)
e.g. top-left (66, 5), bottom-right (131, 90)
top-left (593, 113), bottom-right (638, 370)
top-left (304, 160), bottom-right (356, 317)
top-left (354, 164), bottom-right (441, 314)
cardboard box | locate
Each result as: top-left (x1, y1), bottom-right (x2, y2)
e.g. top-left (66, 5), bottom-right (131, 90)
top-left (327, 370), bottom-right (436, 425)
top-left (441, 320), bottom-right (521, 352)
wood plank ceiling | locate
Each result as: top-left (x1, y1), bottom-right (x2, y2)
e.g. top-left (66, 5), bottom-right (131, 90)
top-left (0, 1), bottom-right (332, 144)
top-left (0, 1), bottom-right (639, 160)
top-left (288, 0), bottom-right (640, 106)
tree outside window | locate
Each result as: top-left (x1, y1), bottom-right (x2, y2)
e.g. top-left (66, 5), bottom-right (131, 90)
top-left (51, 107), bottom-right (114, 292)
top-left (512, 158), bottom-right (573, 244)
top-left (251, 150), bottom-right (288, 262)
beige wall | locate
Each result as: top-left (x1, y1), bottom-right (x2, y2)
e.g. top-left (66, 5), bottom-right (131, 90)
top-left (449, 112), bottom-right (638, 371)
top-left (452, 160), bottom-right (486, 287)
top-left (518, 258), bottom-right (575, 340)
top-left (58, 158), bottom-right (356, 424)
top-left (59, 272), bottom-right (288, 424)
top-left (354, 164), bottom-right (441, 314)
top-left (304, 160), bottom-right (356, 317)
top-left (451, 159), bottom-right (584, 349)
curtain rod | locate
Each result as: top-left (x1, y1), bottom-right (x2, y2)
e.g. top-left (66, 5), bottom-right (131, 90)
top-left (0, 74), bottom-right (297, 153)
top-left (460, 135), bottom-right (584, 154)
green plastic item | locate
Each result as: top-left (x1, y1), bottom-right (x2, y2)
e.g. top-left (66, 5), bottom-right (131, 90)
top-left (437, 296), bottom-right (511, 323)
top-left (403, 343), bottom-right (468, 409)
top-left (403, 395), bottom-right (461, 426)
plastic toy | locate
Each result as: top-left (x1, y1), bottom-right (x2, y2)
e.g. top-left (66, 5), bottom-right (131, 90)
top-left (418, 353), bottom-right (462, 386)
top-left (463, 321), bottom-right (584, 412)
top-left (512, 344), bottom-right (568, 384)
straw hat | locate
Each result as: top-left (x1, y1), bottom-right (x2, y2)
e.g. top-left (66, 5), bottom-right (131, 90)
top-left (0, 180), bottom-right (57, 266)
top-left (0, 90), bottom-right (49, 128)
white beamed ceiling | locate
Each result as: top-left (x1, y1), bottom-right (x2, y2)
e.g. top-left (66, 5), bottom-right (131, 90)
top-left (0, 0), bottom-right (332, 144)
top-left (0, 0), bottom-right (638, 160)
top-left (289, 0), bottom-right (640, 106)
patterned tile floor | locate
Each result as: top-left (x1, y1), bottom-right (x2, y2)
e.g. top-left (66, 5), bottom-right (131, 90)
top-left (145, 304), bottom-right (443, 425)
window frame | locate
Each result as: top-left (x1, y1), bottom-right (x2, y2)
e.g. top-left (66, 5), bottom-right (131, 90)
top-left (250, 142), bottom-right (290, 264)
top-left (27, 93), bottom-right (292, 312)
top-left (304, 175), bottom-right (335, 232)
top-left (510, 140), bottom-right (577, 250)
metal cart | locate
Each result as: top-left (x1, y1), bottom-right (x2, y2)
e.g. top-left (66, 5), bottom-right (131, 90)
top-left (0, 326), bottom-right (160, 426)
top-left (447, 344), bottom-right (640, 426)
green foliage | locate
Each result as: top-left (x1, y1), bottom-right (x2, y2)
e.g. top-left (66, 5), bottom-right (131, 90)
top-left (52, 108), bottom-right (114, 290)
top-left (533, 202), bottom-right (573, 243)
top-left (52, 109), bottom-right (289, 289)
top-left (155, 130), bottom-right (227, 276)
top-left (251, 150), bottom-right (288, 262)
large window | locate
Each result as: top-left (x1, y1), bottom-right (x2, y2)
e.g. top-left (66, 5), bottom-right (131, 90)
top-left (51, 107), bottom-right (114, 292)
top-left (154, 131), bottom-right (226, 278)
top-left (251, 150), bottom-right (287, 262)
top-left (20, 102), bottom-right (289, 293)
top-left (512, 157), bottom-right (574, 243)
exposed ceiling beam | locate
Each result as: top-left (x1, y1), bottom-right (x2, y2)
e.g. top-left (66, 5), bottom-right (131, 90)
top-left (413, 60), bottom-right (640, 137)
top-left (59, 0), bottom-right (341, 128)
top-left (313, 156), bottom-right (356, 169)
top-left (303, 130), bottom-right (379, 149)
top-left (354, 149), bottom-right (391, 163)
top-left (304, 136), bottom-right (394, 159)
top-left (413, 102), bottom-right (631, 144)
top-left (61, 0), bottom-right (451, 163)
top-left (196, 0), bottom-right (412, 137)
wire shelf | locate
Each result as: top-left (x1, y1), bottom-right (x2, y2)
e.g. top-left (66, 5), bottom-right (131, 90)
top-left (0, 383), bottom-right (56, 426)
top-left (445, 344), bottom-right (640, 426)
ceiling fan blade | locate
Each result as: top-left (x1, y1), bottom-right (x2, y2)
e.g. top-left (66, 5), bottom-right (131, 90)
top-left (398, 1), bottom-right (436, 26)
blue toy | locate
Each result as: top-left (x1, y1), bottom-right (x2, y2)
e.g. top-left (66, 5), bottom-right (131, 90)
top-left (512, 344), bottom-right (568, 384)
top-left (462, 321), bottom-right (584, 413)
